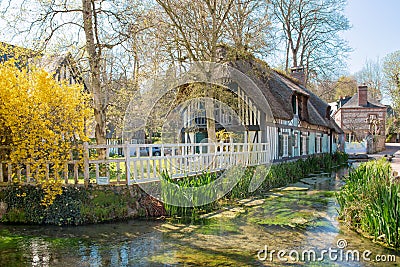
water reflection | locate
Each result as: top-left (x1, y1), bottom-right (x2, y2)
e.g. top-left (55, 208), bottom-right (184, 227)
top-left (1, 169), bottom-right (400, 266)
top-left (29, 238), bottom-right (51, 267)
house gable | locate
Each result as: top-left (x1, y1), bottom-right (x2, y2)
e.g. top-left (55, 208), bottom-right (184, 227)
top-left (334, 85), bottom-right (387, 143)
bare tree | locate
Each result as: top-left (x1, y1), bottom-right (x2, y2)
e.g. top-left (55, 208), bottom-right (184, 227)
top-left (383, 50), bottom-right (400, 112)
top-left (270, 0), bottom-right (351, 83)
top-left (0, 0), bottom-right (146, 158)
top-left (355, 58), bottom-right (383, 101)
top-left (156, 0), bottom-right (234, 62)
top-left (313, 75), bottom-right (358, 103)
top-left (155, 0), bottom-right (235, 143)
top-left (313, 79), bottom-right (336, 103)
top-left (225, 0), bottom-right (274, 55)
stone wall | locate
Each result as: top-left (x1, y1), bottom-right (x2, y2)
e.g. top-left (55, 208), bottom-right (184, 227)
top-left (335, 108), bottom-right (386, 141)
top-left (374, 136), bottom-right (386, 152)
top-left (366, 135), bottom-right (386, 154)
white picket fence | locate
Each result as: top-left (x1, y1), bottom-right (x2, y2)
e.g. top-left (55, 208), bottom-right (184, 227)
top-left (0, 142), bottom-right (270, 185)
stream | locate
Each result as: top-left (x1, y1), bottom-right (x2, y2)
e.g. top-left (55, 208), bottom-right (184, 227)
top-left (1, 168), bottom-right (400, 266)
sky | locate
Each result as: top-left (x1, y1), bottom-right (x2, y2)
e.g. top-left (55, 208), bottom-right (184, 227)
top-left (343, 0), bottom-right (400, 74)
top-left (1, 0), bottom-right (399, 77)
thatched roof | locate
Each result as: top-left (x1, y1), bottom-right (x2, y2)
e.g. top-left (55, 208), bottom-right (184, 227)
top-left (227, 56), bottom-right (341, 133)
top-left (32, 53), bottom-right (87, 90)
top-left (34, 54), bottom-right (69, 74)
top-left (329, 119), bottom-right (344, 134)
top-left (229, 60), bottom-right (293, 120)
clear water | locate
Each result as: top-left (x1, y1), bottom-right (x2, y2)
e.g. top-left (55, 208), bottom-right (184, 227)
top-left (1, 168), bottom-right (399, 266)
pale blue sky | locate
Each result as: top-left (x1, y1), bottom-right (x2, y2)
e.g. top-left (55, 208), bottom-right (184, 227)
top-left (343, 0), bottom-right (400, 74)
top-left (1, 0), bottom-right (398, 76)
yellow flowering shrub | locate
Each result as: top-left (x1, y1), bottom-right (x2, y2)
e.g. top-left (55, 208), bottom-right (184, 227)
top-left (0, 59), bottom-right (90, 206)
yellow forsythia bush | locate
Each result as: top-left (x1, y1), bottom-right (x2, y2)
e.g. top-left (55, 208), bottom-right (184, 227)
top-left (0, 59), bottom-right (90, 206)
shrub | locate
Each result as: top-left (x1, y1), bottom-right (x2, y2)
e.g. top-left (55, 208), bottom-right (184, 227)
top-left (0, 60), bottom-right (90, 206)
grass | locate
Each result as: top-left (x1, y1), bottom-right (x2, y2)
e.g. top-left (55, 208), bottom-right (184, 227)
top-left (336, 158), bottom-right (400, 249)
top-left (160, 171), bottom-right (220, 218)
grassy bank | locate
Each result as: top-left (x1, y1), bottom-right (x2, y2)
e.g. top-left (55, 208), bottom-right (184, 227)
top-left (336, 158), bottom-right (400, 249)
top-left (0, 185), bottom-right (165, 225)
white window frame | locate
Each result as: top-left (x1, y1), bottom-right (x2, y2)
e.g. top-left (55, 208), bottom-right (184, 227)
top-left (283, 134), bottom-right (289, 157)
top-left (302, 135), bottom-right (307, 155)
top-left (294, 132), bottom-right (299, 148)
top-left (316, 134), bottom-right (321, 153)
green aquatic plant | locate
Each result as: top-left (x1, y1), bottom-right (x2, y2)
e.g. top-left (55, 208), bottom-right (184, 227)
top-left (160, 171), bottom-right (219, 218)
top-left (336, 158), bottom-right (400, 248)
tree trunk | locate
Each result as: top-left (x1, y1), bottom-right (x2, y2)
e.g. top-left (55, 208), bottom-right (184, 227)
top-left (82, 0), bottom-right (107, 159)
top-left (205, 99), bottom-right (216, 153)
top-left (94, 107), bottom-right (107, 158)
top-left (285, 40), bottom-right (289, 72)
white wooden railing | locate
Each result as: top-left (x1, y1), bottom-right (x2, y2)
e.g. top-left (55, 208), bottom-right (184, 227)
top-left (345, 140), bottom-right (367, 154)
top-left (0, 142), bottom-right (270, 185)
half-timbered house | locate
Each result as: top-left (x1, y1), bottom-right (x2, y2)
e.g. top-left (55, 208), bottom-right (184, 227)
top-left (180, 52), bottom-right (343, 162)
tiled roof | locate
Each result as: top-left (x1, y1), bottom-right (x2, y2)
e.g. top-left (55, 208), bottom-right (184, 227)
top-left (341, 93), bottom-right (386, 109)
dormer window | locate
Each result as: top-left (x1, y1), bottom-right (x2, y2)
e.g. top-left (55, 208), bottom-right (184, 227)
top-left (292, 95), bottom-right (297, 115)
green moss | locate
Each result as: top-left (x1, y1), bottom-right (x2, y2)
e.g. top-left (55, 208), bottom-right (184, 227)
top-left (80, 189), bottom-right (129, 223)
top-left (0, 230), bottom-right (25, 249)
top-left (249, 209), bottom-right (316, 227)
top-left (2, 208), bottom-right (26, 223)
top-left (317, 191), bottom-right (335, 198)
top-left (274, 68), bottom-right (303, 85)
top-left (149, 246), bottom-right (257, 267)
top-left (196, 218), bottom-right (241, 236)
top-left (247, 191), bottom-right (335, 227)
top-left (0, 185), bottom-right (140, 225)
top-left (311, 218), bottom-right (335, 229)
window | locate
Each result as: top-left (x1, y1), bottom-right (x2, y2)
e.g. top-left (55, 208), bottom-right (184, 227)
top-left (283, 134), bottom-right (289, 157)
top-left (294, 132), bottom-right (298, 148)
top-left (278, 129), bottom-right (290, 158)
top-left (292, 95), bottom-right (297, 115)
top-left (199, 100), bottom-right (205, 110)
top-left (301, 134), bottom-right (308, 155)
top-left (316, 135), bottom-right (321, 153)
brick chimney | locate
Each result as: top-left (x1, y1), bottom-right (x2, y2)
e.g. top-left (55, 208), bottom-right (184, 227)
top-left (290, 66), bottom-right (306, 86)
top-left (358, 85), bottom-right (368, 106)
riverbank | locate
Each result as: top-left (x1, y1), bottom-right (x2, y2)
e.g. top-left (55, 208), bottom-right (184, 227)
top-left (336, 157), bottom-right (400, 250)
top-left (0, 152), bottom-right (348, 225)
top-left (2, 166), bottom-right (399, 266)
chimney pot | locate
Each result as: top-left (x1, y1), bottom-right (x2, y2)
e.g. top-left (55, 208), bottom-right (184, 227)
top-left (358, 85), bottom-right (368, 106)
top-left (290, 66), bottom-right (306, 86)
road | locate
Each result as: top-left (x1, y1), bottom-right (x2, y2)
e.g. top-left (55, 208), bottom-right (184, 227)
top-left (369, 143), bottom-right (400, 174)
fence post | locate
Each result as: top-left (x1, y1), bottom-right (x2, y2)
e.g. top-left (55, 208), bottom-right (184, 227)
top-left (7, 163), bottom-right (12, 182)
top-left (125, 141), bottom-right (131, 185)
top-left (83, 142), bottom-right (89, 187)
top-left (0, 163), bottom-right (2, 183)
